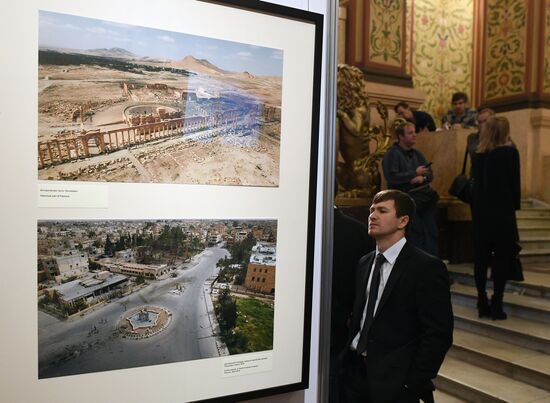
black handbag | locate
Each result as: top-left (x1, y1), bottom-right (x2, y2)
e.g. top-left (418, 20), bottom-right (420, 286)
top-left (449, 147), bottom-right (472, 203)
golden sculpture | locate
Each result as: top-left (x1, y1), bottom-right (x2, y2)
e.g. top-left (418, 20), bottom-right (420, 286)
top-left (336, 64), bottom-right (399, 203)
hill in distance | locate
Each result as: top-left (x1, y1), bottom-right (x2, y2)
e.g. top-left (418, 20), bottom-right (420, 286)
top-left (172, 55), bottom-right (229, 76)
top-left (85, 47), bottom-right (137, 59)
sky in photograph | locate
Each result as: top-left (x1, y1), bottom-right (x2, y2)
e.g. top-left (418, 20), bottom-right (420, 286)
top-left (39, 10), bottom-right (284, 76)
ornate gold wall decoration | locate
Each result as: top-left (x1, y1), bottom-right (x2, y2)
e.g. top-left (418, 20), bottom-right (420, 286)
top-left (544, 1), bottom-right (550, 92)
top-left (336, 65), bottom-right (394, 203)
top-left (405, 0), bottom-right (412, 76)
top-left (342, 0), bottom-right (410, 87)
top-left (484, 0), bottom-right (528, 100)
top-left (369, 0), bottom-right (403, 67)
top-left (412, 0), bottom-right (474, 122)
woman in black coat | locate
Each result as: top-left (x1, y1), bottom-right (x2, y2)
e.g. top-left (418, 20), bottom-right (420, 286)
top-left (471, 116), bottom-right (520, 320)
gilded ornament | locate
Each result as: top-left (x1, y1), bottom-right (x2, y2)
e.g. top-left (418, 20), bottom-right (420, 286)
top-left (335, 64), bottom-right (396, 204)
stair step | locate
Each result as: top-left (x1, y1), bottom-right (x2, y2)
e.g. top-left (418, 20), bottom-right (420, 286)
top-left (449, 328), bottom-right (550, 391)
top-left (519, 236), bottom-right (550, 250)
top-left (520, 248), bottom-right (550, 257)
top-left (520, 248), bottom-right (550, 264)
top-left (453, 305), bottom-right (550, 354)
top-left (448, 263), bottom-right (550, 298)
top-left (434, 390), bottom-right (468, 402)
top-left (517, 209), bottom-right (550, 219)
top-left (518, 217), bottom-right (550, 228)
top-left (436, 356), bottom-right (550, 402)
top-left (519, 227), bottom-right (550, 237)
top-left (521, 199), bottom-right (536, 209)
top-left (521, 199), bottom-right (550, 209)
top-left (516, 216), bottom-right (550, 227)
top-left (450, 283), bottom-right (550, 324)
top-left (520, 263), bottom-right (550, 274)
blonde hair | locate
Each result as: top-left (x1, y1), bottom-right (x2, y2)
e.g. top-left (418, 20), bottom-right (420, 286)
top-left (476, 116), bottom-right (511, 153)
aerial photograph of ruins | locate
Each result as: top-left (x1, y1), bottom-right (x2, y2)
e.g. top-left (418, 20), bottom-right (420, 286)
top-left (38, 11), bottom-right (283, 186)
top-left (38, 218), bottom-right (277, 378)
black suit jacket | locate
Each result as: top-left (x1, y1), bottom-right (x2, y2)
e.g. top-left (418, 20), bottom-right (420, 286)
top-left (348, 241), bottom-right (453, 402)
top-left (332, 208), bottom-right (375, 353)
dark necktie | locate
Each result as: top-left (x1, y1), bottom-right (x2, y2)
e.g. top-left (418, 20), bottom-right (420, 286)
top-left (356, 253), bottom-right (387, 355)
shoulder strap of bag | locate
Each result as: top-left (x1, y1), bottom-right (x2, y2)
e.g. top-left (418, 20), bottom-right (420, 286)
top-left (461, 146), bottom-right (469, 175)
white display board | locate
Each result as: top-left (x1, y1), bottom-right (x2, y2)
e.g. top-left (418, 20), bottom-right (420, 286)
top-left (0, 0), bottom-right (324, 401)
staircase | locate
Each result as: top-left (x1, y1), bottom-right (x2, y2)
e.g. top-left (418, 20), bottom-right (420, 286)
top-left (518, 199), bottom-right (550, 266)
top-left (435, 265), bottom-right (550, 402)
top-left (434, 199), bottom-right (550, 402)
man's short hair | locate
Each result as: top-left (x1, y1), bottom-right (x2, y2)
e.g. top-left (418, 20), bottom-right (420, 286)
top-left (451, 92), bottom-right (468, 104)
top-left (372, 189), bottom-right (416, 228)
top-left (394, 101), bottom-right (410, 113)
top-left (395, 121), bottom-right (415, 137)
top-left (478, 107), bottom-right (495, 116)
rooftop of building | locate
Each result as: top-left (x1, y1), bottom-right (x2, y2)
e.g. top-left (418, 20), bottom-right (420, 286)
top-left (250, 242), bottom-right (277, 265)
top-left (100, 259), bottom-right (166, 272)
top-left (53, 273), bottom-right (128, 302)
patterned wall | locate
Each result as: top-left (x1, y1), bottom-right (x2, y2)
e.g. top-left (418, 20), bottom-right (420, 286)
top-left (411, 0), bottom-right (474, 123)
top-left (544, 1), bottom-right (550, 92)
top-left (406, 0), bottom-right (412, 75)
top-left (368, 0), bottom-right (403, 67)
top-left (484, 0), bottom-right (528, 101)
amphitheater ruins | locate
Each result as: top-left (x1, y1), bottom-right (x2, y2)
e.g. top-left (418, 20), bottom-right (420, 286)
top-left (38, 60), bottom-right (282, 186)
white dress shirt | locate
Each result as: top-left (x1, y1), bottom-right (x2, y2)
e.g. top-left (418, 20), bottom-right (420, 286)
top-left (351, 237), bottom-right (407, 351)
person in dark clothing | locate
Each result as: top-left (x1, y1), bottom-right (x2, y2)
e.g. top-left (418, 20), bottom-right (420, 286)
top-left (382, 123), bottom-right (439, 256)
top-left (342, 190), bottom-right (453, 403)
top-left (395, 101), bottom-right (436, 134)
top-left (466, 108), bottom-right (495, 166)
top-left (442, 92), bottom-right (477, 129)
top-left (330, 207), bottom-right (375, 403)
top-left (472, 116), bottom-right (520, 320)
top-left (466, 108), bottom-right (494, 309)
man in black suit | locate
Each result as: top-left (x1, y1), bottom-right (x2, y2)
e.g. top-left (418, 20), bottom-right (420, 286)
top-left (342, 189), bottom-right (453, 402)
top-left (330, 207), bottom-right (375, 402)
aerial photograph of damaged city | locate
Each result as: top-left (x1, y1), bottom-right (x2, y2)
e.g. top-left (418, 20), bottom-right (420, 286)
top-left (38, 11), bottom-right (283, 186)
top-left (37, 219), bottom-right (277, 378)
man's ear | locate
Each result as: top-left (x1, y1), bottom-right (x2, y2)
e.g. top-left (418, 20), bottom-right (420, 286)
top-left (397, 215), bottom-right (409, 230)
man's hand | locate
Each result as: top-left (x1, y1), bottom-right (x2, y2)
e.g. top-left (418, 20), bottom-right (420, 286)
top-left (416, 165), bottom-right (429, 176)
top-left (404, 380), bottom-right (435, 403)
top-left (410, 175), bottom-right (425, 185)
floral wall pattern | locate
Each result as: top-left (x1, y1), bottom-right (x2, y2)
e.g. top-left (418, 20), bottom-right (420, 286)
top-left (406, 0), bottom-right (412, 76)
top-left (544, 1), bottom-right (550, 92)
top-left (369, 0), bottom-right (403, 67)
top-left (411, 0), bottom-right (474, 123)
top-left (484, 0), bottom-right (528, 100)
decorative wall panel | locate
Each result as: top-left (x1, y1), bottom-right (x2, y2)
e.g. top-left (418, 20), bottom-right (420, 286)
top-left (544, 1), bottom-right (550, 92)
top-left (368, 0), bottom-right (403, 67)
top-left (406, 0), bottom-right (412, 76)
top-left (411, 0), bottom-right (474, 122)
top-left (484, 0), bottom-right (528, 100)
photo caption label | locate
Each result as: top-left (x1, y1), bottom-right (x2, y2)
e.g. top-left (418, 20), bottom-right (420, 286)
top-left (38, 183), bottom-right (108, 208)
top-left (222, 352), bottom-right (272, 377)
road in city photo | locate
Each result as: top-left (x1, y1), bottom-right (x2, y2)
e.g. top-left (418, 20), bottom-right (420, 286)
top-left (38, 246), bottom-right (228, 378)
